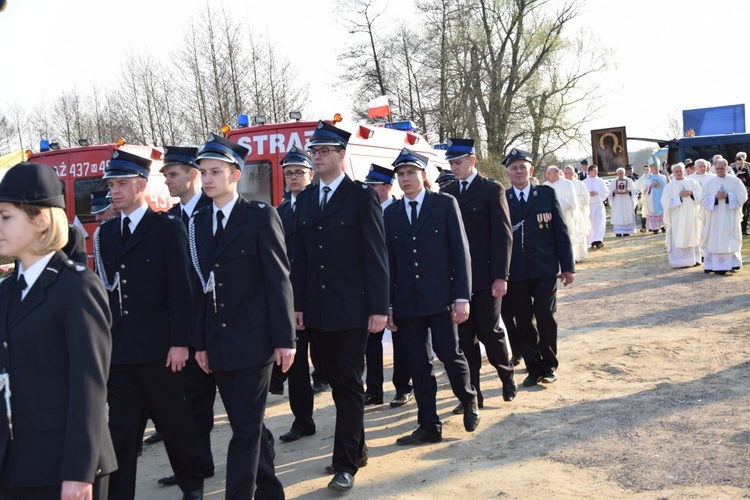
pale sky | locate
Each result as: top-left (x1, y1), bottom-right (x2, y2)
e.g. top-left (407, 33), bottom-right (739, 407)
top-left (1, 0), bottom-right (748, 157)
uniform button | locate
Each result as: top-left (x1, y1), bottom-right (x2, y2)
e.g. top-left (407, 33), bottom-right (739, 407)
top-left (120, 264), bottom-right (126, 269)
top-left (414, 262), bottom-right (418, 267)
top-left (318, 226), bottom-right (323, 230)
top-left (3, 342), bottom-right (7, 349)
top-left (122, 295), bottom-right (128, 299)
top-left (412, 236), bottom-right (416, 240)
top-left (218, 283), bottom-right (223, 287)
top-left (413, 249), bottom-right (417, 254)
top-left (318, 245), bottom-right (323, 249)
top-left (320, 265), bottom-right (324, 269)
top-left (121, 279), bottom-right (127, 285)
top-left (415, 275), bottom-right (420, 279)
top-left (220, 303), bottom-right (225, 308)
top-left (96, 469), bottom-right (102, 476)
top-left (214, 263), bottom-right (220, 268)
top-left (241, 249), bottom-right (245, 254)
top-left (123, 310), bottom-right (129, 315)
top-left (221, 323), bottom-right (226, 328)
top-left (321, 285), bottom-right (326, 289)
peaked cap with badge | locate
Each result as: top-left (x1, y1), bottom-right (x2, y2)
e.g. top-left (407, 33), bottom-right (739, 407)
top-left (280, 145), bottom-right (313, 169)
top-left (160, 146), bottom-right (199, 172)
top-left (104, 149), bottom-right (152, 179)
top-left (197, 133), bottom-right (249, 169)
top-left (502, 148), bottom-right (533, 166)
top-left (392, 148), bottom-right (428, 170)
top-left (90, 190), bottom-right (111, 214)
top-left (444, 138), bottom-right (476, 161)
top-left (364, 163), bottom-right (395, 185)
top-left (308, 120), bottom-right (351, 149)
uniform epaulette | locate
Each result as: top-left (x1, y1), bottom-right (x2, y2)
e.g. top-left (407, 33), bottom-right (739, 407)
top-left (64, 259), bottom-right (87, 272)
top-left (250, 200), bottom-right (270, 210)
top-left (100, 217), bottom-right (117, 226)
top-left (435, 190), bottom-right (452, 198)
top-left (354, 180), bottom-right (371, 190)
top-left (193, 205), bottom-right (212, 217)
top-left (156, 211), bottom-right (177, 221)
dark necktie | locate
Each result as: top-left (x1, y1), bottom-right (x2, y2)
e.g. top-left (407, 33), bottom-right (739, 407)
top-left (461, 180), bottom-right (469, 197)
top-left (214, 210), bottom-right (225, 244)
top-left (17, 275), bottom-right (27, 301)
top-left (320, 186), bottom-right (331, 211)
top-left (519, 191), bottom-right (526, 208)
top-left (409, 200), bottom-right (418, 228)
top-left (122, 216), bottom-right (132, 244)
top-left (181, 208), bottom-right (190, 228)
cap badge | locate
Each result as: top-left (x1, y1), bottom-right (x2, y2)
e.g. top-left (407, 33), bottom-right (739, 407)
top-left (317, 121), bottom-right (324, 129)
top-left (447, 139), bottom-right (453, 147)
top-left (113, 151), bottom-right (119, 158)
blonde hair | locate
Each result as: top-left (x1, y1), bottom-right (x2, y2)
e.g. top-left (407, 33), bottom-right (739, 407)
top-left (20, 205), bottom-right (69, 255)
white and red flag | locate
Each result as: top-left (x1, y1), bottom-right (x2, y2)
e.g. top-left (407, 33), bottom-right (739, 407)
top-left (367, 95), bottom-right (390, 118)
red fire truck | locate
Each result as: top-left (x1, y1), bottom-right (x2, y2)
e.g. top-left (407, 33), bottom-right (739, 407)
top-left (27, 142), bottom-right (174, 268)
top-left (224, 116), bottom-right (446, 205)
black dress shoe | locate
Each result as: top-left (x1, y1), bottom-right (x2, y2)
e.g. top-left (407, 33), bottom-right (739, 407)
top-left (522, 374), bottom-right (542, 387)
top-left (279, 427), bottom-right (315, 442)
top-left (312, 382), bottom-right (329, 394)
top-left (396, 426), bottom-right (442, 445)
top-left (452, 402), bottom-right (465, 414)
top-left (503, 383), bottom-right (518, 402)
top-left (328, 472), bottom-right (354, 491)
top-left (144, 431), bottom-right (163, 445)
top-left (389, 391), bottom-right (413, 407)
top-left (182, 487), bottom-right (203, 500)
top-left (463, 400), bottom-right (480, 432)
top-left (364, 394), bottom-right (384, 406)
top-left (541, 372), bottom-right (557, 384)
top-left (324, 455), bottom-right (368, 474)
top-left (158, 475), bottom-right (178, 486)
top-left (510, 355), bottom-right (522, 367)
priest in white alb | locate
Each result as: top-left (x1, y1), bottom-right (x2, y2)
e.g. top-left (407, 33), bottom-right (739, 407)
top-left (564, 165), bottom-right (591, 261)
top-left (544, 165), bottom-right (578, 252)
top-left (608, 168), bottom-right (636, 236)
top-left (582, 164), bottom-right (609, 249)
top-left (700, 159), bottom-right (748, 274)
top-left (661, 162), bottom-right (702, 268)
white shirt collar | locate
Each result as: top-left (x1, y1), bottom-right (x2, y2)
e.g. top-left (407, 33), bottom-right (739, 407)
top-left (404, 188), bottom-right (427, 219)
top-left (121, 204), bottom-right (148, 232)
top-left (17, 252), bottom-right (55, 299)
top-left (214, 194), bottom-right (240, 227)
top-left (513, 184), bottom-right (531, 200)
top-left (181, 190), bottom-right (204, 217)
top-left (462, 171), bottom-right (478, 187)
top-left (320, 172), bottom-right (346, 202)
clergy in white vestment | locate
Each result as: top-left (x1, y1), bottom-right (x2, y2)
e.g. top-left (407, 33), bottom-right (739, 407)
top-left (544, 166), bottom-right (578, 255)
top-left (564, 165), bottom-right (590, 261)
top-left (661, 163), bottom-right (702, 268)
top-left (700, 159), bottom-right (748, 273)
top-left (640, 164), bottom-right (668, 232)
top-left (688, 159), bottom-right (716, 188)
top-left (582, 164), bottom-right (608, 248)
top-left (608, 168), bottom-right (636, 236)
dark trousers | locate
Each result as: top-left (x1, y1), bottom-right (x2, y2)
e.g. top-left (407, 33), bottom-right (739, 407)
top-left (500, 294), bottom-right (522, 359)
top-left (397, 311), bottom-right (476, 431)
top-left (365, 330), bottom-right (413, 397)
top-left (507, 275), bottom-right (560, 378)
top-left (286, 330), bottom-right (315, 434)
top-left (742, 199), bottom-right (750, 233)
top-left (107, 361), bottom-right (203, 500)
top-left (458, 289), bottom-right (515, 397)
top-left (0, 475), bottom-right (109, 500)
top-left (270, 334), bottom-right (327, 393)
top-left (183, 354), bottom-right (217, 476)
top-left (214, 363), bottom-right (283, 500)
top-left (310, 328), bottom-right (368, 475)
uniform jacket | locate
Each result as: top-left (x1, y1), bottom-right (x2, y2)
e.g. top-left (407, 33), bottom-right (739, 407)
top-left (97, 208), bottom-right (194, 364)
top-left (0, 251), bottom-right (116, 487)
top-left (191, 197), bottom-right (295, 371)
top-left (384, 189), bottom-right (472, 319)
top-left (276, 198), bottom-right (296, 261)
top-left (505, 184), bottom-right (575, 281)
top-left (442, 174), bottom-right (512, 290)
top-left (167, 191), bottom-right (213, 228)
top-left (64, 223), bottom-right (87, 265)
top-left (291, 176), bottom-right (389, 331)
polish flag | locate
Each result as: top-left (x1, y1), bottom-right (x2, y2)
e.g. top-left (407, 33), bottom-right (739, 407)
top-left (368, 95), bottom-right (390, 118)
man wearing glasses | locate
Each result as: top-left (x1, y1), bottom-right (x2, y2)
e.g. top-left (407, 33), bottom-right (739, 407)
top-left (291, 121), bottom-right (389, 492)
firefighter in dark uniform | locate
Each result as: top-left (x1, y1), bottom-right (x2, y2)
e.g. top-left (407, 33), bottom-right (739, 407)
top-left (440, 138), bottom-right (516, 413)
top-left (277, 146), bottom-right (324, 444)
top-left (362, 163), bottom-right (414, 408)
top-left (291, 121), bottom-right (389, 492)
top-left (0, 163), bottom-right (116, 500)
top-left (191, 134), bottom-right (295, 499)
top-left (384, 148), bottom-right (480, 446)
top-left (95, 150), bottom-right (204, 500)
top-left (502, 148), bottom-right (575, 388)
top-left (157, 146), bottom-right (216, 487)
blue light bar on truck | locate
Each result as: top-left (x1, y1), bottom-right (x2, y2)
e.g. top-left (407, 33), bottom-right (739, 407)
top-left (432, 143), bottom-right (448, 150)
top-left (40, 139), bottom-right (51, 152)
top-left (237, 114), bottom-right (250, 127)
top-left (384, 121), bottom-right (417, 132)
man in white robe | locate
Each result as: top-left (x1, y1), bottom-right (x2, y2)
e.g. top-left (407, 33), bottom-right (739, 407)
top-left (544, 166), bottom-right (577, 255)
top-left (564, 165), bottom-right (590, 261)
top-left (582, 164), bottom-right (608, 249)
top-left (640, 163), bottom-right (667, 233)
top-left (661, 163), bottom-right (702, 268)
top-left (608, 168), bottom-right (636, 236)
top-left (700, 159), bottom-right (748, 274)
top-left (688, 159), bottom-right (716, 259)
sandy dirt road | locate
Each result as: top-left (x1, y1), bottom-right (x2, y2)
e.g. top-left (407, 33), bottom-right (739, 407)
top-left (135, 230), bottom-right (750, 499)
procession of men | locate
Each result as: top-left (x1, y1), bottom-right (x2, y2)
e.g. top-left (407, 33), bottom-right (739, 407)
top-left (72, 129), bottom-right (747, 499)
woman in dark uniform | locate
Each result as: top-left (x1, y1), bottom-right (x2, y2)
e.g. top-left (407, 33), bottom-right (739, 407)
top-left (0, 162), bottom-right (116, 499)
